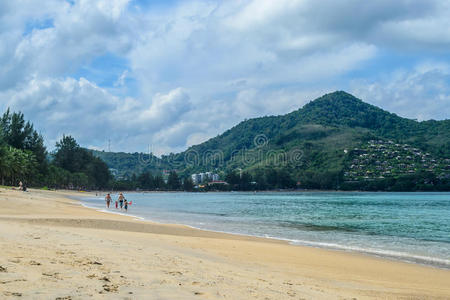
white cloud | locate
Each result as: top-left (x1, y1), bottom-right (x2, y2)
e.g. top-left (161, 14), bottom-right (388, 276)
top-left (0, 76), bottom-right (194, 153)
top-left (373, 1), bottom-right (450, 51)
top-left (351, 63), bottom-right (450, 121)
top-left (1, 76), bottom-right (119, 146)
top-left (0, 0), bottom-right (449, 154)
top-left (0, 0), bottom-right (131, 89)
top-left (135, 87), bottom-right (192, 132)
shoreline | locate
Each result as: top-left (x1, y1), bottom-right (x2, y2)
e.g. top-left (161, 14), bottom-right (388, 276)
top-left (1, 188), bottom-right (449, 299)
top-left (77, 192), bottom-right (450, 271)
top-left (92, 189), bottom-right (450, 193)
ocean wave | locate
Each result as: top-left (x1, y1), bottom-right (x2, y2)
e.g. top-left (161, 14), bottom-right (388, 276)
top-left (288, 239), bottom-right (450, 269)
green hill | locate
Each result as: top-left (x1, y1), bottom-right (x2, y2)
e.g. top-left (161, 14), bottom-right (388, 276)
top-left (92, 91), bottom-right (450, 191)
top-left (89, 150), bottom-right (171, 179)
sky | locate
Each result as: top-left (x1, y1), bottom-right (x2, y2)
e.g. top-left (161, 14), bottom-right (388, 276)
top-left (0, 0), bottom-right (449, 155)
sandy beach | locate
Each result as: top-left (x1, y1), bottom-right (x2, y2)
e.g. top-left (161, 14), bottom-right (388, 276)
top-left (0, 188), bottom-right (449, 299)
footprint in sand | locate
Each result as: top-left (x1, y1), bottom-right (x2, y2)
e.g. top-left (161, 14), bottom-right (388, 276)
top-left (1, 279), bottom-right (27, 285)
top-left (42, 272), bottom-right (61, 280)
top-left (166, 271), bottom-right (183, 276)
top-left (3, 291), bottom-right (22, 297)
top-left (99, 276), bottom-right (110, 282)
top-left (101, 284), bottom-right (119, 293)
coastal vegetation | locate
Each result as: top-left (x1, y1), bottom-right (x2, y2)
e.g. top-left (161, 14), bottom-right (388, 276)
top-left (0, 110), bottom-right (110, 190)
top-left (1, 91), bottom-right (449, 191)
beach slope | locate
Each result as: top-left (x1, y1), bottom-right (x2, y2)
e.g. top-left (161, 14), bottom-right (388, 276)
top-left (0, 188), bottom-right (449, 299)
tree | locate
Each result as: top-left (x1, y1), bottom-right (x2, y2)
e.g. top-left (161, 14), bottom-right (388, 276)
top-left (265, 169), bottom-right (278, 188)
top-left (167, 171), bottom-right (181, 190)
top-left (1, 109), bottom-right (28, 149)
top-left (46, 165), bottom-right (71, 189)
top-left (0, 147), bottom-right (37, 186)
top-left (1, 109), bottom-right (47, 182)
top-left (252, 168), bottom-right (267, 190)
top-left (54, 135), bottom-right (82, 173)
top-left (53, 135), bottom-right (111, 189)
top-left (225, 170), bottom-right (240, 185)
top-left (26, 130), bottom-right (47, 170)
top-left (85, 156), bottom-right (111, 188)
top-left (277, 169), bottom-right (296, 188)
top-left (72, 172), bottom-right (89, 190)
top-left (153, 174), bottom-right (165, 189)
top-left (0, 128), bottom-right (6, 185)
top-left (239, 171), bottom-right (253, 190)
top-left (182, 176), bottom-right (194, 191)
top-left (138, 171), bottom-right (154, 190)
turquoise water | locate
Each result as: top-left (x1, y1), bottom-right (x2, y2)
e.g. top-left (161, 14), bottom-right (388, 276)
top-left (80, 192), bottom-right (450, 268)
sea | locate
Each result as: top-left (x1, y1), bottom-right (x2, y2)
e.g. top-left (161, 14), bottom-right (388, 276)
top-left (79, 191), bottom-right (450, 269)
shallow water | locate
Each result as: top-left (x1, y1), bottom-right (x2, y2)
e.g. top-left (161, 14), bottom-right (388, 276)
top-left (81, 191), bottom-right (450, 268)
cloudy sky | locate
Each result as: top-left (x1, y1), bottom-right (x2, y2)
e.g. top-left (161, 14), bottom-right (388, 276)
top-left (1, 0), bottom-right (449, 154)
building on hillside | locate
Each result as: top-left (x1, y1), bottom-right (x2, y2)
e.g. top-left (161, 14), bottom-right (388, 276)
top-left (191, 172), bottom-right (220, 184)
top-left (191, 174), bottom-right (201, 185)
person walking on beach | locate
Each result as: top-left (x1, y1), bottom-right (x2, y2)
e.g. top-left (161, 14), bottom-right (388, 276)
top-left (124, 198), bottom-right (128, 212)
top-left (105, 193), bottom-right (112, 208)
top-left (118, 193), bottom-right (125, 210)
top-left (115, 197), bottom-right (118, 209)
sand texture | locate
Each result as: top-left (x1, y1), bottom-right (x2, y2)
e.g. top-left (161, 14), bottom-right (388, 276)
top-left (0, 188), bottom-right (449, 299)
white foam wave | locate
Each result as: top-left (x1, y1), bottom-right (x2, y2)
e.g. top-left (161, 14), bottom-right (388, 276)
top-left (288, 239), bottom-right (450, 268)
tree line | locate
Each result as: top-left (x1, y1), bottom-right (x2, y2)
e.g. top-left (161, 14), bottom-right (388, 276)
top-left (0, 109), bottom-right (111, 190)
top-left (111, 171), bottom-right (195, 191)
top-left (0, 110), bottom-right (197, 191)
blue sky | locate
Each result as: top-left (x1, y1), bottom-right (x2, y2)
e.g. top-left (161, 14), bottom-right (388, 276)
top-left (0, 0), bottom-right (449, 154)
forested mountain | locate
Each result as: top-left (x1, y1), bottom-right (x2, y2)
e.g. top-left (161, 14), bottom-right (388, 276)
top-left (178, 91), bottom-right (449, 160)
top-left (95, 91), bottom-right (450, 191)
top-left (90, 150), bottom-right (170, 178)
top-left (5, 91), bottom-right (445, 191)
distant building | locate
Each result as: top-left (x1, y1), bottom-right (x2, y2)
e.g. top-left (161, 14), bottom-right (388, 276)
top-left (191, 174), bottom-right (201, 185)
top-left (199, 172), bottom-right (206, 183)
top-left (191, 172), bottom-right (220, 184)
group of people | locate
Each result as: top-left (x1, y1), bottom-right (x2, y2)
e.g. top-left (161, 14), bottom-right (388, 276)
top-left (104, 192), bottom-right (132, 211)
top-left (18, 181), bottom-right (27, 192)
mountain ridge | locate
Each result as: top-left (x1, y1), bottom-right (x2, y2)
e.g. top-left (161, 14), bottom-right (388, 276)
top-left (92, 91), bottom-right (450, 191)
